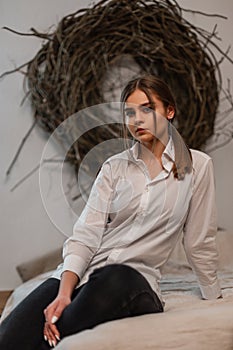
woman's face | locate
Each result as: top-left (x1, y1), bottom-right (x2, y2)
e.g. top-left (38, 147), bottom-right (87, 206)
top-left (124, 89), bottom-right (174, 149)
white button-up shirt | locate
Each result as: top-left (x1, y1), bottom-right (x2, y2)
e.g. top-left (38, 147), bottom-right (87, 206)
top-left (53, 139), bottom-right (221, 303)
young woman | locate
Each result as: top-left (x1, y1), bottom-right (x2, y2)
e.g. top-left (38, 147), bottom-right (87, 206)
top-left (0, 75), bottom-right (222, 349)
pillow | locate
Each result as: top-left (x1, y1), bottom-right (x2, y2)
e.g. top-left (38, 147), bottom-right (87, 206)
top-left (16, 248), bottom-right (62, 282)
top-left (216, 230), bottom-right (233, 271)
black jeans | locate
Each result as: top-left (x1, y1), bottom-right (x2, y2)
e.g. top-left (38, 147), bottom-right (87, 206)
top-left (0, 264), bottom-right (163, 350)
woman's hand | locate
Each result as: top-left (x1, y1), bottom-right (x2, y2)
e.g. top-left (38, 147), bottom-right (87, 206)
top-left (43, 295), bottom-right (71, 347)
top-left (43, 271), bottom-right (79, 347)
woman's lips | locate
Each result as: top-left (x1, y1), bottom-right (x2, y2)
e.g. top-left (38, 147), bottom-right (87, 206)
top-left (136, 127), bottom-right (147, 134)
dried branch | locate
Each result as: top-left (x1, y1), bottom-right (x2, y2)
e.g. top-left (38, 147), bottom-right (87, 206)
top-left (10, 164), bottom-right (40, 192)
top-left (10, 158), bottom-right (69, 192)
top-left (2, 26), bottom-right (53, 40)
top-left (0, 60), bottom-right (33, 79)
top-left (6, 119), bottom-right (37, 176)
top-left (179, 8), bottom-right (227, 20)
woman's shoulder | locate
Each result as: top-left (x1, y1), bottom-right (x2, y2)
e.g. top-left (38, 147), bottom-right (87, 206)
top-left (101, 148), bottom-right (134, 179)
top-left (190, 148), bottom-right (211, 160)
top-left (190, 148), bottom-right (213, 172)
top-left (104, 149), bottom-right (132, 165)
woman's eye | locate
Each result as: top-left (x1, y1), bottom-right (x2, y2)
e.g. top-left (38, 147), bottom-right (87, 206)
top-left (125, 110), bottom-right (135, 118)
top-left (141, 106), bottom-right (152, 113)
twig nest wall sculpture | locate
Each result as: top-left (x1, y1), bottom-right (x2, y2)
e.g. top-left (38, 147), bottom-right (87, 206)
top-left (3, 0), bottom-right (232, 174)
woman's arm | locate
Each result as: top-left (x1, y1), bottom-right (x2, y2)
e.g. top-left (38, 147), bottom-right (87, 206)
top-left (44, 271), bottom-right (79, 321)
top-left (61, 161), bottom-right (113, 281)
top-left (183, 156), bottom-right (222, 300)
top-left (43, 271), bottom-right (79, 346)
top-left (43, 161), bottom-right (113, 346)
top-left (58, 270), bottom-right (79, 298)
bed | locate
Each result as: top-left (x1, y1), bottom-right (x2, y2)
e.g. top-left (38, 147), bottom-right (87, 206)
top-left (1, 230), bottom-right (233, 349)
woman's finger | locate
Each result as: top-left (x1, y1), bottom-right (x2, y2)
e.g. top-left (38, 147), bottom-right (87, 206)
top-left (48, 322), bottom-right (61, 342)
top-left (44, 322), bottom-right (59, 347)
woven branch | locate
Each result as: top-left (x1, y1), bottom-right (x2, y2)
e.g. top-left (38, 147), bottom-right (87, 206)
top-left (2, 0), bottom-right (233, 176)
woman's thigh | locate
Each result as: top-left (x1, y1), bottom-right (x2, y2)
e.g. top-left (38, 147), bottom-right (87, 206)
top-left (57, 264), bottom-right (163, 338)
top-left (0, 265), bottom-right (163, 348)
top-left (0, 278), bottom-right (60, 350)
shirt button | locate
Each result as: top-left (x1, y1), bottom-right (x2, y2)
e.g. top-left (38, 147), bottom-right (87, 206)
top-left (146, 186), bottom-right (149, 192)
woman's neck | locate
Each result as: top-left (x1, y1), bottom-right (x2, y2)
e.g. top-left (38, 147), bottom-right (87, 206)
top-left (140, 137), bottom-right (168, 160)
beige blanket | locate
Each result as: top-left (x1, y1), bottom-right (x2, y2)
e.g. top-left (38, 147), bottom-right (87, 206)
top-left (1, 230), bottom-right (233, 349)
top-left (56, 292), bottom-right (233, 350)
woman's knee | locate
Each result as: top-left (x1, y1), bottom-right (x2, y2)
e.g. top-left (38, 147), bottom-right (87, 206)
top-left (129, 291), bottom-right (163, 315)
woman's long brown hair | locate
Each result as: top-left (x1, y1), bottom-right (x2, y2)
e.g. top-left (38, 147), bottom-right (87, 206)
top-left (120, 75), bottom-right (192, 180)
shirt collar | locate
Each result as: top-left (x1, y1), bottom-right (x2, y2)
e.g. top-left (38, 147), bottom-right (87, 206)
top-left (163, 137), bottom-right (175, 162)
top-left (162, 137), bottom-right (175, 172)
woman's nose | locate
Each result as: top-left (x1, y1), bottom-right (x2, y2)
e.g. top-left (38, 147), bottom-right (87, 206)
top-left (134, 110), bottom-right (144, 124)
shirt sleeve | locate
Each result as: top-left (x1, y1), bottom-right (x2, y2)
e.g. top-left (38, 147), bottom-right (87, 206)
top-left (61, 161), bottom-right (113, 280)
top-left (183, 157), bottom-right (222, 299)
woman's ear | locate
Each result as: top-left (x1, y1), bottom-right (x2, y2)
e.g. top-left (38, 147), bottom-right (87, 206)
top-left (167, 106), bottom-right (175, 120)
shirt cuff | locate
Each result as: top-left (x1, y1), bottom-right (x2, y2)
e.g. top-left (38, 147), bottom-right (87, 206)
top-left (62, 254), bottom-right (88, 281)
top-left (199, 279), bottom-right (222, 299)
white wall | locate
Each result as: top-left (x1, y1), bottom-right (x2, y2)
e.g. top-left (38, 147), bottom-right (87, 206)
top-left (0, 0), bottom-right (233, 290)
top-left (177, 0), bottom-right (233, 230)
top-left (0, 0), bottom-right (91, 290)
